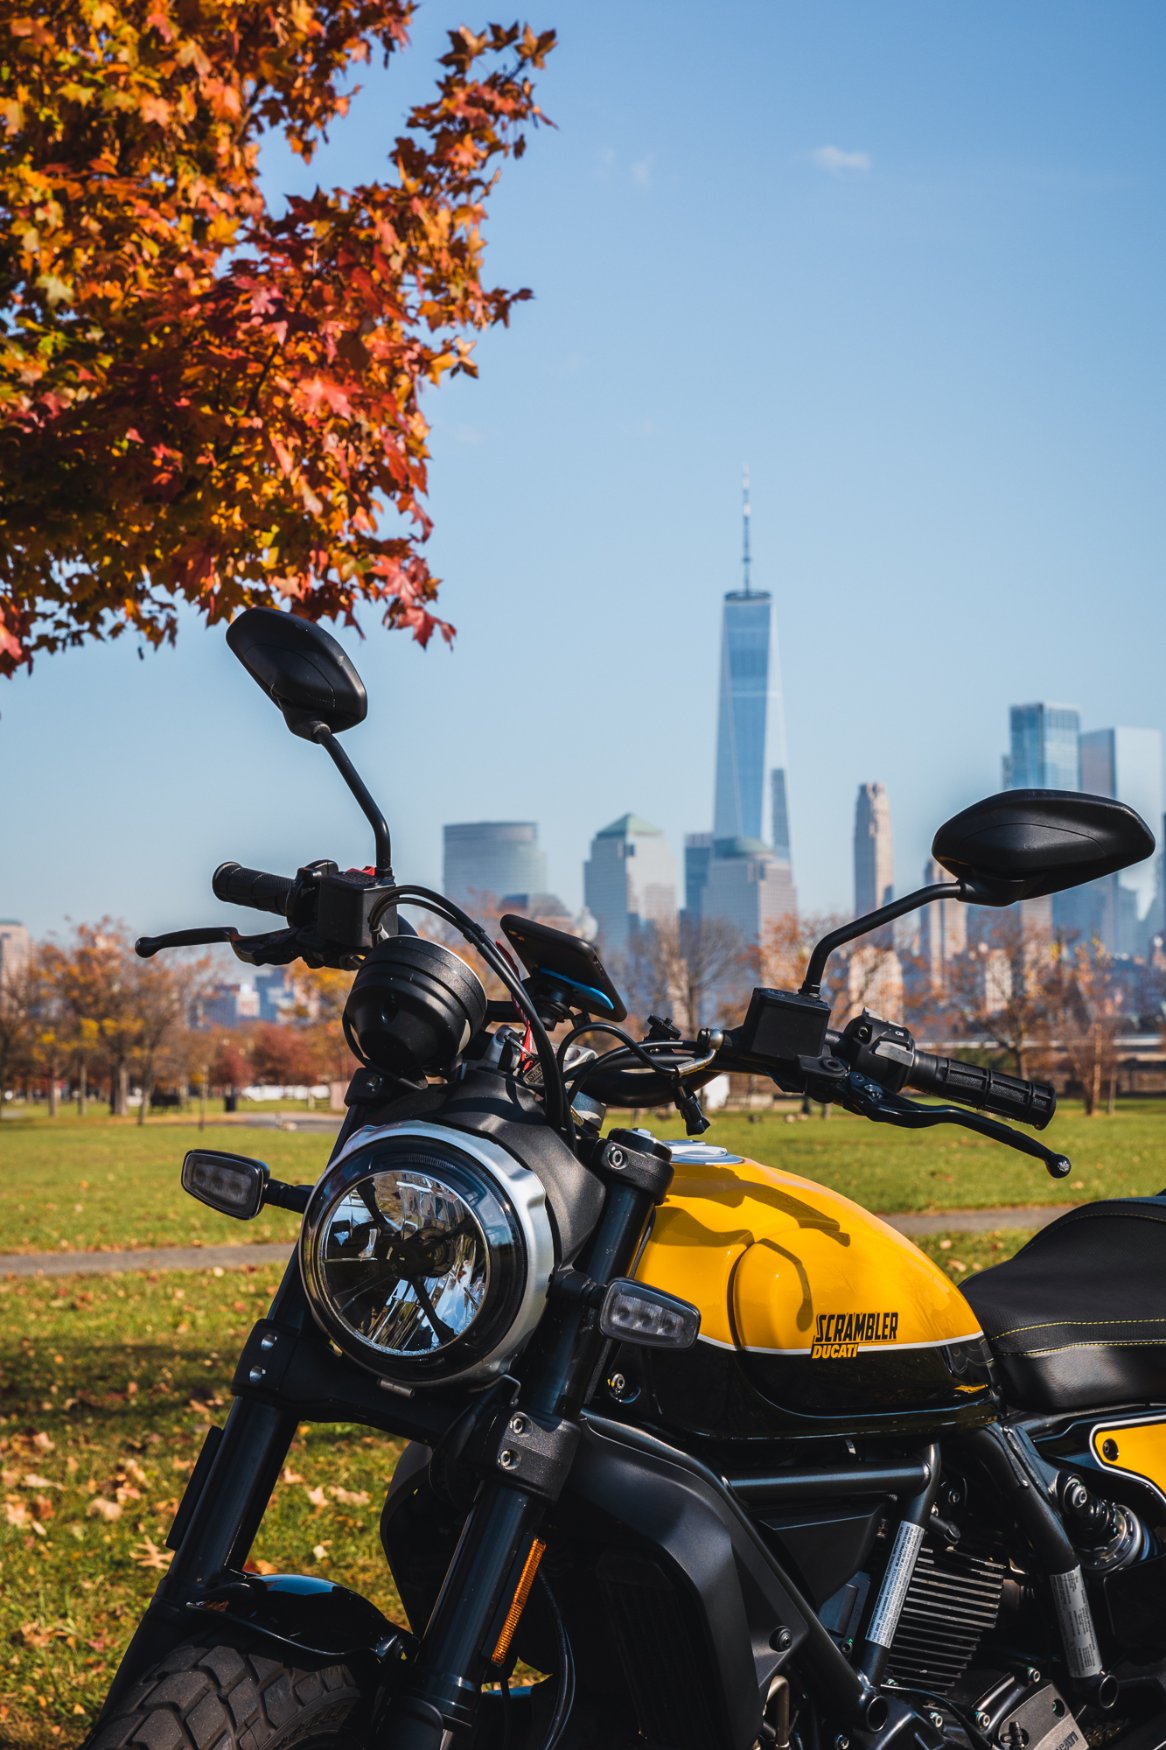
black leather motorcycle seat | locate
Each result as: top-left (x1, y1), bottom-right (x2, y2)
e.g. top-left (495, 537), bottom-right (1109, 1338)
top-left (961, 1198), bottom-right (1166, 1413)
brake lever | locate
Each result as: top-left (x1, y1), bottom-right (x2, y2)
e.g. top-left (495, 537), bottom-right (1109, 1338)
top-left (798, 1057), bottom-right (1072, 1179)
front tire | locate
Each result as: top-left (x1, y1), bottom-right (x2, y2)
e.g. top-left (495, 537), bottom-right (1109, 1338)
top-left (88, 1635), bottom-right (366, 1750)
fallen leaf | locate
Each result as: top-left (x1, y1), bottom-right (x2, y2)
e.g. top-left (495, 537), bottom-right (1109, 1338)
top-left (133, 1537), bottom-right (173, 1570)
top-left (87, 1497), bottom-right (122, 1522)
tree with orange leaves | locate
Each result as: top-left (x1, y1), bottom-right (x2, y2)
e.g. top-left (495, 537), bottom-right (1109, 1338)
top-left (0, 4), bottom-right (554, 673)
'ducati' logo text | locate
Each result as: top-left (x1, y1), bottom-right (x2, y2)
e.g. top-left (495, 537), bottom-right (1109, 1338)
top-left (811, 1310), bottom-right (900, 1360)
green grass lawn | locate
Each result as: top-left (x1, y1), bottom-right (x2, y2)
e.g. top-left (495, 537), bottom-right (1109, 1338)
top-left (2, 1102), bottom-right (1165, 1260)
top-left (0, 1120), bottom-right (325, 1254)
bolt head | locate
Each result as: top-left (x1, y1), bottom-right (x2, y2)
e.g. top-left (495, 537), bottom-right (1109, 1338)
top-left (1102, 1438), bottom-right (1120, 1462)
top-left (247, 1366), bottom-right (266, 1385)
top-left (608, 1146), bottom-right (626, 1169)
top-left (509, 1412), bottom-right (530, 1436)
top-left (771, 1627), bottom-right (792, 1651)
top-left (499, 1449), bottom-right (518, 1470)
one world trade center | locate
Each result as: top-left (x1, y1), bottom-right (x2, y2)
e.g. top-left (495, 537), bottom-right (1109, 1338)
top-left (711, 470), bottom-right (792, 864)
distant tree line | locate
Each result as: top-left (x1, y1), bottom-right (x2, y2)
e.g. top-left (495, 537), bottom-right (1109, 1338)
top-left (0, 923), bottom-right (354, 1120)
top-left (4, 909), bottom-right (1159, 1123)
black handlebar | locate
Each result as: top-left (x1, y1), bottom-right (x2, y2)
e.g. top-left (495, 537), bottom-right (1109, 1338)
top-left (833, 1012), bottom-right (1057, 1132)
top-left (212, 861), bottom-right (295, 918)
top-left (907, 1050), bottom-right (1056, 1131)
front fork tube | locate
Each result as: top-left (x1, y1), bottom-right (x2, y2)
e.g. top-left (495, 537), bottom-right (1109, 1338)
top-left (93, 1392), bottom-right (299, 1725)
top-left (379, 1166), bottom-right (666, 1750)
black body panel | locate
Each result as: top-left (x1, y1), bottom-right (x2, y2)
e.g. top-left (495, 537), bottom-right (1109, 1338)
top-left (964, 1198), bottom-right (1166, 1411)
top-left (382, 1416), bottom-right (899, 1750)
top-left (605, 1332), bottom-right (995, 1443)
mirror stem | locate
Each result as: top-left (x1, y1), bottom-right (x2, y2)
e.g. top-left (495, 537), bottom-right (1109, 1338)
top-left (800, 882), bottom-right (965, 1000)
top-left (313, 726), bottom-right (394, 879)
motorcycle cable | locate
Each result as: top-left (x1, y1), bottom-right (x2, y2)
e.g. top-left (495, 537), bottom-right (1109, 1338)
top-left (368, 885), bottom-right (569, 1135)
top-left (561, 1029), bottom-right (695, 1101)
top-left (556, 1019), bottom-right (680, 1078)
top-left (535, 1569), bottom-right (576, 1750)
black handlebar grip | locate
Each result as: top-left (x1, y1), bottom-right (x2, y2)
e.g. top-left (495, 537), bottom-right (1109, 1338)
top-left (212, 862), bottom-right (295, 919)
top-left (908, 1050), bottom-right (1056, 1131)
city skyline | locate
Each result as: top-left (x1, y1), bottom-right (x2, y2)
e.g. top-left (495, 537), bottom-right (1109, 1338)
top-left (1, 4), bottom-right (1164, 938)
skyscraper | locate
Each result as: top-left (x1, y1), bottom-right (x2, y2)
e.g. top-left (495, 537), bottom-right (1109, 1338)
top-left (919, 857), bottom-right (968, 989)
top-left (854, 783), bottom-right (894, 916)
top-left (583, 815), bottom-right (677, 958)
top-left (443, 822), bottom-right (546, 912)
top-left (1079, 728), bottom-right (1164, 955)
top-left (683, 832), bottom-right (714, 922)
top-left (1008, 704), bottom-right (1081, 791)
top-left (711, 470), bottom-right (792, 858)
top-left (701, 838), bottom-right (797, 946)
top-left (1004, 702), bottom-right (1081, 936)
top-left (0, 921), bottom-right (30, 988)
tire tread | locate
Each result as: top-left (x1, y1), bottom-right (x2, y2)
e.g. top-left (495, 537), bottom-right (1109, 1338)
top-left (89, 1635), bottom-right (363, 1750)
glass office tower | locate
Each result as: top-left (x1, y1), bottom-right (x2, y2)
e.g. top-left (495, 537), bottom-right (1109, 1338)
top-left (1079, 728), bottom-right (1164, 955)
top-left (442, 822), bottom-right (546, 912)
top-left (711, 470), bottom-right (792, 854)
top-left (713, 590), bottom-right (776, 843)
top-left (1008, 703), bottom-right (1081, 791)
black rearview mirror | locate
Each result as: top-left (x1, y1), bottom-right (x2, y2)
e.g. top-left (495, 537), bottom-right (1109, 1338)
top-left (226, 607), bottom-right (367, 740)
top-left (932, 789), bottom-right (1155, 906)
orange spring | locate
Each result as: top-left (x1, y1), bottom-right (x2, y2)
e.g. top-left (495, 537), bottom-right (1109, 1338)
top-left (490, 1536), bottom-right (547, 1667)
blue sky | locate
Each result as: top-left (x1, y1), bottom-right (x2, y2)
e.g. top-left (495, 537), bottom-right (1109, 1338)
top-left (3, 1), bottom-right (1164, 941)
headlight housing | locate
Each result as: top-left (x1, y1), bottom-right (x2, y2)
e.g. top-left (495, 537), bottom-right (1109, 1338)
top-left (299, 1122), bottom-right (556, 1386)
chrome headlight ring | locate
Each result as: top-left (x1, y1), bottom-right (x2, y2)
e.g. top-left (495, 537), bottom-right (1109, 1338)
top-left (299, 1121), bottom-right (556, 1387)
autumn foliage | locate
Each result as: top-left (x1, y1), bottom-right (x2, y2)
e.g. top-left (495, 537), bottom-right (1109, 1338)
top-left (0, 2), bottom-right (554, 674)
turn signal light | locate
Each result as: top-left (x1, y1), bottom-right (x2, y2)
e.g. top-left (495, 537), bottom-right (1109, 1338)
top-left (598, 1279), bottom-right (700, 1350)
top-left (182, 1150), bottom-right (270, 1220)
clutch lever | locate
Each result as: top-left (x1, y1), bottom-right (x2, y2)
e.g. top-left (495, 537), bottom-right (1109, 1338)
top-left (799, 1056), bottom-right (1072, 1179)
top-left (136, 926), bottom-right (243, 958)
top-left (135, 925), bottom-right (302, 966)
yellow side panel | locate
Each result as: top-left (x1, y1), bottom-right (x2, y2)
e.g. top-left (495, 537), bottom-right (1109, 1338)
top-left (1092, 1417), bottom-right (1166, 1505)
top-left (637, 1152), bottom-right (982, 1354)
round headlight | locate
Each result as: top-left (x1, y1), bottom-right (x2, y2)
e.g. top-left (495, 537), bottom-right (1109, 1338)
top-left (299, 1123), bottom-right (556, 1386)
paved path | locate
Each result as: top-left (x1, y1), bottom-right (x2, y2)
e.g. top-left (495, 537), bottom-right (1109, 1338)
top-left (0, 1242), bottom-right (295, 1278)
top-left (886, 1204), bottom-right (1073, 1236)
top-left (0, 1206), bottom-right (1074, 1279)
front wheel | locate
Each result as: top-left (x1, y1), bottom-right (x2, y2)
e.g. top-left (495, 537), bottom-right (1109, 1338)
top-left (88, 1635), bottom-right (366, 1750)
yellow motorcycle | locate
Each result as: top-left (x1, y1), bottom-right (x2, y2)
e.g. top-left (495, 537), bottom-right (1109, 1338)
top-left (89, 609), bottom-right (1164, 1750)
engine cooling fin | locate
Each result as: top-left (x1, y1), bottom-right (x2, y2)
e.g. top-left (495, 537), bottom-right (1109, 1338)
top-left (886, 1532), bottom-right (1006, 1694)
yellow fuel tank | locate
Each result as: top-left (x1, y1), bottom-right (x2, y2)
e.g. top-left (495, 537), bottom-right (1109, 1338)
top-left (627, 1141), bottom-right (994, 1439)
